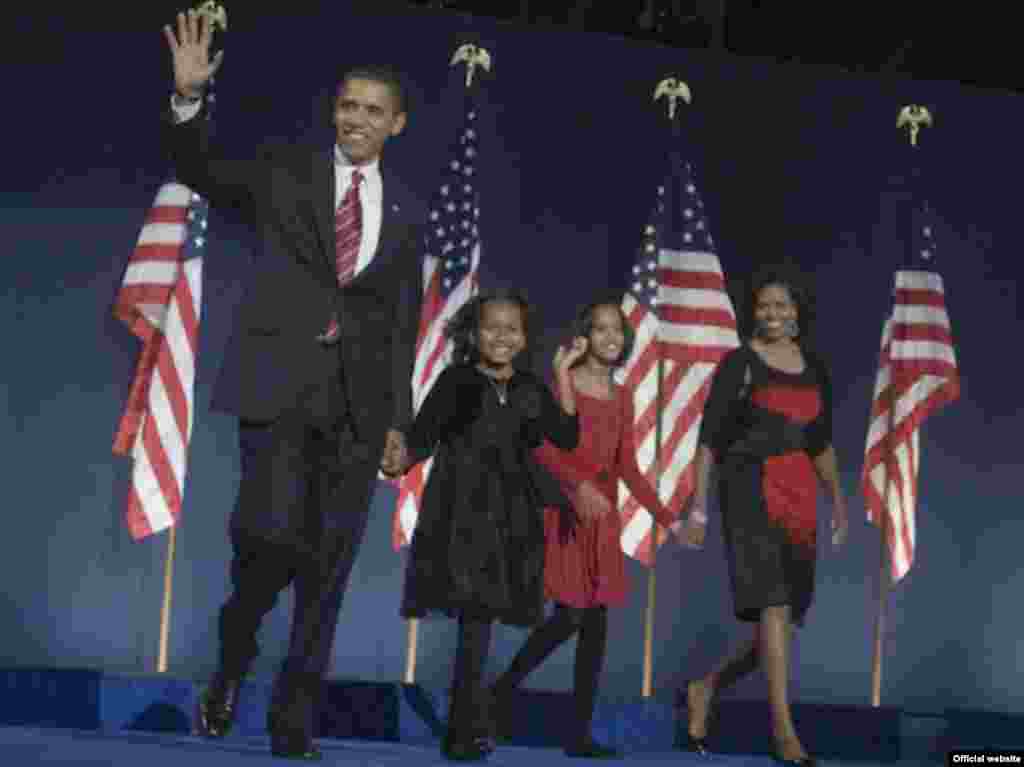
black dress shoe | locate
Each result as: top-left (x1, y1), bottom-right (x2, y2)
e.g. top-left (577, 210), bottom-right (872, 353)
top-left (564, 739), bottom-right (621, 758)
top-left (270, 733), bottom-right (322, 761)
top-left (195, 675), bottom-right (241, 738)
top-left (266, 671), bottom-right (322, 760)
top-left (771, 751), bottom-right (816, 766)
top-left (681, 733), bottom-right (710, 755)
top-left (441, 739), bottom-right (489, 762)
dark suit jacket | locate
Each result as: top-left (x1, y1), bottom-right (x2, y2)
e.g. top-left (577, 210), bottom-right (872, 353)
top-left (165, 105), bottom-right (423, 450)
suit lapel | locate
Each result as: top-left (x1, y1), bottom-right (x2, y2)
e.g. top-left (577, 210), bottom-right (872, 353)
top-left (311, 149), bottom-right (335, 272)
top-left (370, 175), bottom-right (397, 275)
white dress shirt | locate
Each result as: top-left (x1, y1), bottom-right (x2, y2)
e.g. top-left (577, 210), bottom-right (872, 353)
top-left (333, 147), bottom-right (382, 276)
top-left (171, 95), bottom-right (383, 276)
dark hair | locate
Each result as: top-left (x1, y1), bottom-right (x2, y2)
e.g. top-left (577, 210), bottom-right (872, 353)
top-left (445, 289), bottom-right (533, 366)
top-left (570, 295), bottom-right (635, 368)
top-left (738, 262), bottom-right (816, 346)
top-left (337, 65), bottom-right (408, 115)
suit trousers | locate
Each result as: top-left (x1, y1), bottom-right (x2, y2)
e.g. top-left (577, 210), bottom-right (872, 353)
top-left (216, 370), bottom-right (380, 737)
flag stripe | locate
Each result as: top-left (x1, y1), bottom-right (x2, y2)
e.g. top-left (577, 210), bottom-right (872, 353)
top-left (890, 338), bottom-right (957, 365)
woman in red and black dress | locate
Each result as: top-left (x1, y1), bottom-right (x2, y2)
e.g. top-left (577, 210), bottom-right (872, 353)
top-left (679, 267), bottom-right (849, 767)
top-left (487, 298), bottom-right (694, 759)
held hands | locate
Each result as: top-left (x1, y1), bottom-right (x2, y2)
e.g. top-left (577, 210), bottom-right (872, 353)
top-left (380, 429), bottom-right (409, 478)
top-left (163, 9), bottom-right (224, 99)
top-left (554, 337), bottom-right (588, 376)
top-left (669, 495), bottom-right (707, 549)
top-left (574, 480), bottom-right (612, 524)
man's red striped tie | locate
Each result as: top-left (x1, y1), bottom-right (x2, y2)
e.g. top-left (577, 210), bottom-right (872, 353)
top-left (334, 169), bottom-right (363, 285)
top-left (321, 169), bottom-right (363, 342)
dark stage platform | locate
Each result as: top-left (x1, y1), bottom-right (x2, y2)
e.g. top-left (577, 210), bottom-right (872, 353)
top-left (0, 668), bottom-right (1008, 765)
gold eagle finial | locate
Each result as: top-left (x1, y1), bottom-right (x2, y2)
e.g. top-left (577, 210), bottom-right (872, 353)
top-left (654, 78), bottom-right (692, 121)
top-left (450, 44), bottom-right (492, 88)
top-left (897, 105), bottom-right (933, 147)
top-left (194, 1), bottom-right (227, 32)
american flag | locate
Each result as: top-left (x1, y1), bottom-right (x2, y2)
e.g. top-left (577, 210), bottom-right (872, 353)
top-left (617, 145), bottom-right (739, 565)
top-left (392, 92), bottom-right (481, 549)
top-left (111, 84), bottom-right (215, 540)
top-left (862, 199), bottom-right (959, 581)
top-left (112, 181), bottom-right (206, 539)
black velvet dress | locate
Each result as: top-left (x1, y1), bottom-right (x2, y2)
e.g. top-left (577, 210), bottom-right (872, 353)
top-left (400, 364), bottom-right (580, 627)
top-left (699, 344), bottom-right (832, 625)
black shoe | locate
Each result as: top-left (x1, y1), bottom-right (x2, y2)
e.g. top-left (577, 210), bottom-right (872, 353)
top-left (771, 736), bottom-right (816, 766)
top-left (674, 682), bottom-right (711, 755)
top-left (564, 739), bottom-right (621, 758)
top-left (681, 733), bottom-right (709, 755)
top-left (270, 733), bottom-right (323, 761)
top-left (266, 671), bottom-right (321, 760)
top-left (267, 709), bottom-right (321, 761)
top-left (195, 674), bottom-right (241, 738)
top-left (441, 738), bottom-right (489, 762)
top-left (771, 753), bottom-right (816, 767)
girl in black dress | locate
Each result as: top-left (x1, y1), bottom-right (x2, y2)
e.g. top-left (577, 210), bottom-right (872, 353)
top-left (394, 289), bottom-right (586, 761)
top-left (677, 266), bottom-right (849, 766)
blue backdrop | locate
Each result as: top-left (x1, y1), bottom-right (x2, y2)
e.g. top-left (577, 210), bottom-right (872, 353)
top-left (4, 4), bottom-right (1021, 717)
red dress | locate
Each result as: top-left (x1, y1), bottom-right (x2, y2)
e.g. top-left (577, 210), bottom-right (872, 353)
top-left (535, 383), bottom-right (675, 609)
top-left (753, 383), bottom-right (821, 555)
top-left (699, 345), bottom-right (832, 625)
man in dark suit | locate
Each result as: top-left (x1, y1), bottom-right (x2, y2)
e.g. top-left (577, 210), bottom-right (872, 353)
top-left (163, 10), bottom-right (421, 759)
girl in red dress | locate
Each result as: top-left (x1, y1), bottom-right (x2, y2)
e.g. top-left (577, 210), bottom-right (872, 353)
top-left (488, 297), bottom-right (696, 758)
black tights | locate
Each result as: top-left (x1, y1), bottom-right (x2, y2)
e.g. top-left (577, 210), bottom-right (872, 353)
top-left (493, 603), bottom-right (609, 744)
top-left (447, 616), bottom-right (493, 746)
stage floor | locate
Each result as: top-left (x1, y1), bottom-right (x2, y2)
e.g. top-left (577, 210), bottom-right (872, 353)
top-left (0, 726), bottom-right (921, 766)
top-left (1, 668), bottom-right (987, 764)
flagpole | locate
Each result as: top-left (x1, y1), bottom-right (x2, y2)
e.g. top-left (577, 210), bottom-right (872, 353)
top-left (641, 564), bottom-right (657, 697)
top-left (640, 77), bottom-right (693, 699)
top-left (870, 506), bottom-right (890, 706)
top-left (641, 354), bottom-right (664, 698)
top-left (869, 104), bottom-right (933, 705)
top-left (156, 525), bottom-right (178, 673)
top-left (404, 618), bottom-right (419, 684)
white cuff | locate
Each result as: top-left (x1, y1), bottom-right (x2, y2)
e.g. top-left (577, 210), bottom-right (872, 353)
top-left (170, 93), bottom-right (202, 124)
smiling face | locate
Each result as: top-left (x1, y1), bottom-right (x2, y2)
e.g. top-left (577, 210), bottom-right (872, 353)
top-left (332, 77), bottom-right (406, 165)
top-left (477, 300), bottom-right (527, 374)
top-left (753, 282), bottom-right (798, 342)
top-left (585, 304), bottom-right (627, 367)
